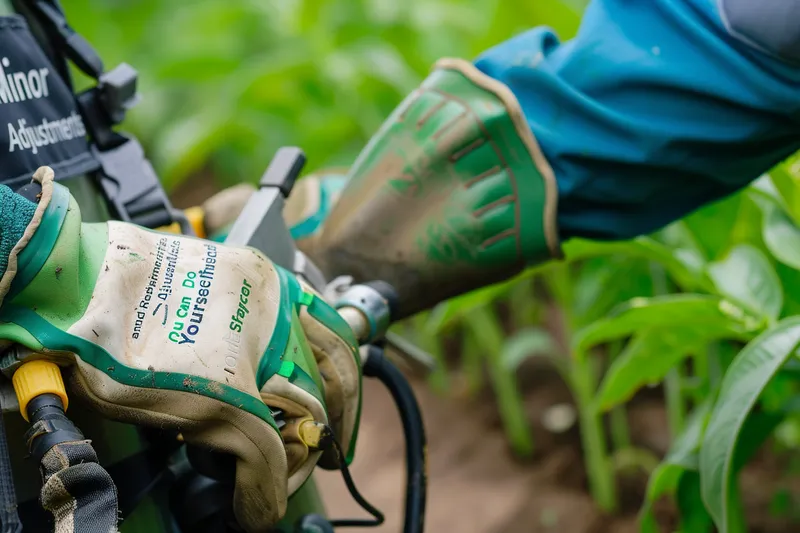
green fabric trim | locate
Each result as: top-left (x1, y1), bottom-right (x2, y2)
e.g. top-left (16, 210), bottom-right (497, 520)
top-left (0, 185), bottom-right (37, 280)
top-left (288, 176), bottom-right (348, 241)
top-left (287, 365), bottom-right (323, 405)
top-left (0, 304), bottom-right (279, 432)
top-left (7, 183), bottom-right (71, 301)
top-left (286, 309), bottom-right (325, 399)
top-left (8, 200), bottom-right (108, 333)
top-left (256, 266), bottom-right (295, 389)
top-left (248, 261), bottom-right (363, 462)
top-left (305, 294), bottom-right (362, 464)
top-left (278, 361), bottom-right (295, 378)
top-left (257, 266), bottom-right (327, 406)
top-left (209, 224), bottom-right (232, 243)
top-left (0, 323), bottom-right (43, 350)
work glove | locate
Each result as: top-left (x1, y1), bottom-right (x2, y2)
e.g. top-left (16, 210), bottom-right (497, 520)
top-left (285, 59), bottom-right (563, 319)
top-left (0, 167), bottom-right (362, 533)
top-left (197, 173), bottom-right (348, 245)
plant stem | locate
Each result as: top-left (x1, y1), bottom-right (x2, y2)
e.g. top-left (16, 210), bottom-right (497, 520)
top-left (607, 340), bottom-right (631, 450)
top-left (461, 330), bottom-right (484, 397)
top-left (411, 314), bottom-right (450, 393)
top-left (466, 307), bottom-right (534, 457)
top-left (610, 405), bottom-right (631, 451)
top-left (664, 367), bottom-right (685, 436)
top-left (508, 277), bottom-right (539, 330)
top-left (546, 263), bottom-right (617, 511)
top-left (572, 356), bottom-right (618, 513)
top-left (650, 261), bottom-right (685, 436)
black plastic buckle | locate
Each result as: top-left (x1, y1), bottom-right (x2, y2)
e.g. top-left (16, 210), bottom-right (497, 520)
top-left (92, 136), bottom-right (191, 233)
top-left (75, 66), bottom-right (139, 149)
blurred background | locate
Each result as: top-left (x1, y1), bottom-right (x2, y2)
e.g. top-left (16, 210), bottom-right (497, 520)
top-left (61, 1), bottom-right (800, 532)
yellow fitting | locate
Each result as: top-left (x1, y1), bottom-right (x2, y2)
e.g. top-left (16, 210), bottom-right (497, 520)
top-left (12, 360), bottom-right (68, 422)
top-left (298, 420), bottom-right (331, 450)
top-left (185, 206), bottom-right (206, 238)
top-left (156, 206), bottom-right (207, 239)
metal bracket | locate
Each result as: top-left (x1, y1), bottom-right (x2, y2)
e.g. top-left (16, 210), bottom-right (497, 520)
top-left (225, 147), bottom-right (327, 292)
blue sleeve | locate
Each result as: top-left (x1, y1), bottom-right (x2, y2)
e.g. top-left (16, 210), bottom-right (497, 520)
top-left (474, 0), bottom-right (800, 241)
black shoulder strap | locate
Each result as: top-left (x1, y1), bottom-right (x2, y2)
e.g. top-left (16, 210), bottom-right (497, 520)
top-left (13, 0), bottom-right (194, 234)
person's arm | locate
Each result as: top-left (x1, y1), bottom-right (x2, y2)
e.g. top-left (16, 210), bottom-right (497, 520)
top-left (288, 0), bottom-right (800, 317)
top-left (475, 0), bottom-right (800, 242)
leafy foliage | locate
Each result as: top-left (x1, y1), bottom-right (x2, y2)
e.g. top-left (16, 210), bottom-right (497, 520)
top-left (64, 0), bottom-right (584, 190)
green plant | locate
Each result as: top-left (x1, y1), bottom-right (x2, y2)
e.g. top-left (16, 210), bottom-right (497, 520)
top-left (64, 0), bottom-right (586, 191)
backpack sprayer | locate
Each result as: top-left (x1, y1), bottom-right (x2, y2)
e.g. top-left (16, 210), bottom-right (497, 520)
top-left (0, 1), bottom-right (428, 532)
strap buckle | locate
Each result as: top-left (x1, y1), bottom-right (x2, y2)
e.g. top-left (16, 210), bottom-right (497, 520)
top-left (92, 136), bottom-right (191, 234)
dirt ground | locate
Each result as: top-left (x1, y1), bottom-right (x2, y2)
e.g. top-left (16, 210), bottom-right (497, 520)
top-left (315, 363), bottom-right (643, 533)
top-left (316, 359), bottom-right (800, 533)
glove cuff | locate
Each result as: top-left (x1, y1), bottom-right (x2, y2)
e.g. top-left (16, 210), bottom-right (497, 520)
top-left (0, 166), bottom-right (59, 306)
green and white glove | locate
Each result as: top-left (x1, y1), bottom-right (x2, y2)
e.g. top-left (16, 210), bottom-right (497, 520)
top-left (0, 167), bottom-right (362, 533)
top-left (286, 59), bottom-right (561, 319)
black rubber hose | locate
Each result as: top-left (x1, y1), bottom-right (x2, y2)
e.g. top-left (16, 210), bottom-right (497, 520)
top-left (362, 346), bottom-right (426, 533)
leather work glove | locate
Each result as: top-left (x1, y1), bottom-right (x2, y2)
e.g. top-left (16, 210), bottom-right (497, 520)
top-left (199, 174), bottom-right (349, 245)
top-left (285, 59), bottom-right (562, 319)
top-left (0, 167), bottom-right (362, 533)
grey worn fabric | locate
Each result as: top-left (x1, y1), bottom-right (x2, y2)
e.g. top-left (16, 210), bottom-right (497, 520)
top-left (720, 0), bottom-right (800, 63)
top-left (40, 441), bottom-right (119, 533)
top-left (0, 409), bottom-right (22, 533)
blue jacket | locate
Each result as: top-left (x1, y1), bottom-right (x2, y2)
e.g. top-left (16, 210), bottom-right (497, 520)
top-left (474, 0), bottom-right (800, 241)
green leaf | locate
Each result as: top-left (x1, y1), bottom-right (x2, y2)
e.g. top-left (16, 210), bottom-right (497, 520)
top-left (681, 192), bottom-right (744, 261)
top-left (768, 160), bottom-right (800, 226)
top-left (640, 401), bottom-right (712, 533)
top-left (699, 317), bottom-right (800, 532)
top-left (572, 257), bottom-right (656, 326)
top-left (758, 197), bottom-right (800, 269)
top-left (573, 294), bottom-right (762, 356)
top-left (595, 329), bottom-right (708, 411)
top-left (501, 327), bottom-right (557, 371)
top-left (426, 267), bottom-right (541, 334)
top-left (563, 237), bottom-right (711, 292)
top-left (707, 244), bottom-right (783, 322)
top-left (676, 472), bottom-right (714, 533)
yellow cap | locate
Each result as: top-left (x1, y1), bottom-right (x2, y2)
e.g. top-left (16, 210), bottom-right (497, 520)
top-left (184, 206), bottom-right (207, 238)
top-left (12, 360), bottom-right (68, 422)
top-left (157, 221), bottom-right (182, 235)
top-left (156, 207), bottom-right (207, 239)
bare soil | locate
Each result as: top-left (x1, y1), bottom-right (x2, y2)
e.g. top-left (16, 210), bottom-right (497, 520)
top-left (316, 360), bottom-right (800, 533)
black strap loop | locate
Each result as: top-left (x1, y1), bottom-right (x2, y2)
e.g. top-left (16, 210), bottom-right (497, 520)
top-left (23, 0), bottom-right (103, 79)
